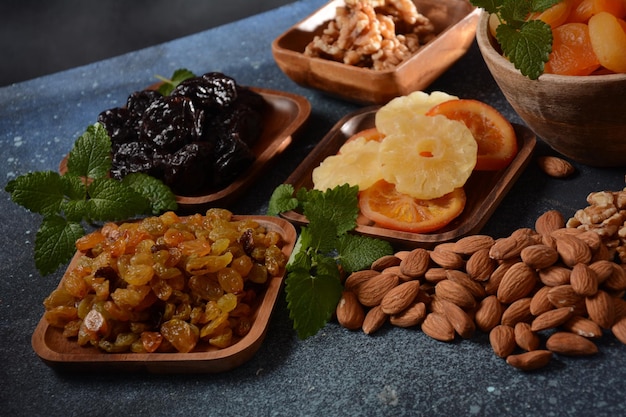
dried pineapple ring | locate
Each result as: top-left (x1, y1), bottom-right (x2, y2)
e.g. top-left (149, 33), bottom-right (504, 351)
top-left (379, 114), bottom-right (477, 200)
top-left (312, 135), bottom-right (383, 191)
top-left (375, 90), bottom-right (458, 136)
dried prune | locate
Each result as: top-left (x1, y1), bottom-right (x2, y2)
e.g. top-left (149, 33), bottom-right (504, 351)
top-left (110, 141), bottom-right (158, 179)
top-left (172, 72), bottom-right (238, 110)
top-left (98, 107), bottom-right (138, 146)
top-left (139, 96), bottom-right (200, 152)
top-left (162, 142), bottom-right (215, 195)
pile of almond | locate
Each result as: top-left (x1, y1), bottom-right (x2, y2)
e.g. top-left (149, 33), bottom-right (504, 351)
top-left (336, 209), bottom-right (626, 371)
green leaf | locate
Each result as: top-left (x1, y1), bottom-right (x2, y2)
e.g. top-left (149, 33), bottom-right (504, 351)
top-left (60, 173), bottom-right (87, 201)
top-left (531, 0), bottom-right (561, 13)
top-left (267, 184), bottom-right (299, 216)
top-left (35, 215), bottom-right (85, 276)
top-left (285, 252), bottom-right (343, 339)
top-left (155, 68), bottom-right (196, 96)
top-left (122, 173), bottom-right (178, 214)
top-left (5, 171), bottom-right (65, 215)
top-left (500, 0), bottom-right (533, 27)
top-left (337, 234), bottom-right (393, 274)
top-left (86, 177), bottom-right (150, 221)
top-left (66, 123), bottom-right (112, 179)
top-left (497, 19), bottom-right (552, 80)
top-left (470, 0), bottom-right (503, 14)
top-left (302, 183), bottom-right (359, 242)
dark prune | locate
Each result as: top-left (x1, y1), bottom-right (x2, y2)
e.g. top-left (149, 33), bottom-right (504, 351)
top-left (162, 142), bottom-right (216, 195)
top-left (98, 107), bottom-right (139, 146)
top-left (212, 133), bottom-right (255, 187)
top-left (126, 89), bottom-right (163, 117)
top-left (110, 141), bottom-right (158, 179)
top-left (139, 96), bottom-right (201, 152)
top-left (171, 72), bottom-right (238, 110)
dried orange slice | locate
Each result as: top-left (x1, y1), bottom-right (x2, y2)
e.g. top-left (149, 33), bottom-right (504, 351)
top-left (426, 99), bottom-right (517, 171)
top-left (375, 90), bottom-right (458, 136)
top-left (378, 114), bottom-right (477, 200)
top-left (312, 131), bottom-right (383, 191)
top-left (359, 180), bottom-right (466, 233)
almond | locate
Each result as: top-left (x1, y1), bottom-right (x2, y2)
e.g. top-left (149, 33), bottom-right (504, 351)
top-left (371, 255), bottom-right (401, 271)
top-left (501, 297), bottom-right (534, 327)
top-left (585, 290), bottom-right (615, 329)
top-left (514, 322), bottom-right (540, 351)
top-left (535, 210), bottom-right (566, 235)
top-left (484, 260), bottom-right (516, 295)
top-left (399, 248), bottom-right (430, 278)
top-left (429, 247), bottom-right (465, 269)
top-left (497, 262), bottom-right (538, 304)
top-left (506, 350), bottom-right (552, 371)
top-left (452, 234), bottom-right (495, 255)
top-left (531, 306), bottom-right (575, 332)
top-left (562, 316), bottom-right (603, 338)
top-left (356, 272), bottom-right (400, 307)
top-left (555, 234), bottom-right (592, 267)
top-left (530, 285), bottom-right (554, 316)
top-left (465, 248), bottom-right (495, 282)
top-left (603, 263), bottom-right (626, 292)
top-left (380, 280), bottom-right (420, 315)
top-left (537, 156), bottom-right (575, 178)
top-left (344, 269), bottom-right (379, 292)
top-left (445, 269), bottom-right (486, 299)
top-left (538, 265), bottom-right (572, 287)
top-left (440, 299), bottom-right (475, 339)
top-left (489, 324), bottom-right (516, 358)
top-left (423, 267), bottom-right (448, 283)
top-left (474, 295), bottom-right (503, 332)
top-left (336, 291), bottom-right (365, 330)
top-left (576, 230), bottom-right (602, 252)
top-left (435, 279), bottom-right (476, 309)
top-left (520, 244), bottom-right (559, 270)
top-left (570, 263), bottom-right (598, 296)
top-left (489, 229), bottom-right (536, 260)
top-left (421, 312), bottom-right (455, 342)
top-left (390, 301), bottom-right (426, 328)
top-left (588, 260), bottom-right (616, 284)
top-left (611, 315), bottom-right (626, 344)
top-left (546, 332), bottom-right (598, 356)
top-left (362, 305), bottom-right (388, 335)
top-left (547, 284), bottom-right (583, 308)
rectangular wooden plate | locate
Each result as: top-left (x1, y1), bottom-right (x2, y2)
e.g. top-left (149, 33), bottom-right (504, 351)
top-left (31, 216), bottom-right (297, 374)
top-left (280, 107), bottom-right (536, 248)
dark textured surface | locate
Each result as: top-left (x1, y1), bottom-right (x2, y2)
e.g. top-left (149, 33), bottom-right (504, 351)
top-left (2, 1), bottom-right (626, 416)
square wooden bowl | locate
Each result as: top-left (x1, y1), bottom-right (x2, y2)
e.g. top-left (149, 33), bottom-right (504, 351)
top-left (272, 0), bottom-right (480, 104)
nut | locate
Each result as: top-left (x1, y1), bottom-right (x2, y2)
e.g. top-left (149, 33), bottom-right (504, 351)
top-left (445, 269), bottom-right (486, 299)
top-left (362, 305), bottom-right (388, 335)
top-left (520, 244), bottom-right (559, 270)
top-left (554, 234), bottom-right (592, 267)
top-left (474, 295), bottom-right (503, 332)
top-left (514, 322), bottom-right (540, 351)
top-left (429, 247), bottom-right (465, 269)
top-left (399, 248), bottom-right (430, 278)
top-left (506, 350), bottom-right (552, 371)
top-left (440, 299), bottom-right (475, 339)
top-left (546, 331), bottom-right (598, 356)
top-left (535, 210), bottom-right (566, 235)
top-left (497, 262), bottom-right (538, 304)
top-left (569, 263), bottom-right (598, 296)
top-left (336, 291), bottom-right (365, 330)
top-left (356, 272), bottom-right (400, 307)
top-left (344, 269), bottom-right (379, 292)
top-left (380, 280), bottom-right (420, 315)
top-left (538, 265), bottom-right (571, 287)
top-left (421, 312), bottom-right (455, 342)
top-left (452, 234), bottom-right (495, 255)
top-left (562, 316), bottom-right (602, 338)
top-left (465, 248), bottom-right (495, 282)
top-left (371, 255), bottom-right (401, 271)
top-left (489, 324), bottom-right (516, 358)
top-left (530, 306), bottom-right (575, 332)
top-left (389, 301), bottom-right (426, 328)
top-left (585, 290), bottom-right (615, 329)
top-left (435, 279), bottom-right (476, 309)
top-left (537, 156), bottom-right (575, 178)
top-left (501, 297), bottom-right (534, 327)
top-left (547, 284), bottom-right (583, 308)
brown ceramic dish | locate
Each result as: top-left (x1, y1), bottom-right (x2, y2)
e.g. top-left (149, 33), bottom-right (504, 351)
top-left (476, 11), bottom-right (626, 167)
top-left (31, 215), bottom-right (297, 374)
top-left (272, 0), bottom-right (480, 104)
top-left (59, 88), bottom-right (311, 211)
top-left (280, 107), bottom-right (536, 248)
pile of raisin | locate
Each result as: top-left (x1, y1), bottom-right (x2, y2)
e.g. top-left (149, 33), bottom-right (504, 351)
top-left (98, 72), bottom-right (267, 195)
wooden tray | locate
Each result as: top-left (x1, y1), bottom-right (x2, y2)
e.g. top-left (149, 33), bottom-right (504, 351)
top-left (272, 0), bottom-right (480, 104)
top-left (280, 107), bottom-right (536, 248)
top-left (60, 88), bottom-right (311, 211)
top-left (31, 216), bottom-right (297, 374)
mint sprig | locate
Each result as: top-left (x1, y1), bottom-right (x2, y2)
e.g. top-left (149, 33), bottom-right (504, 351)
top-left (154, 68), bottom-right (196, 96)
top-left (5, 123), bottom-right (177, 276)
top-left (269, 184), bottom-right (393, 339)
top-left (471, 0), bottom-right (559, 79)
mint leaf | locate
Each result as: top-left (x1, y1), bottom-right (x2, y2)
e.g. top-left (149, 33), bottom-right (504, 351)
top-left (87, 177), bottom-right (150, 221)
top-left (532, 0), bottom-right (561, 13)
top-left (155, 68), bottom-right (196, 95)
top-left (267, 184), bottom-right (299, 216)
top-left (285, 252), bottom-right (343, 339)
top-left (60, 174), bottom-right (87, 201)
top-left (497, 19), bottom-right (552, 80)
top-left (500, 0), bottom-right (533, 27)
top-left (122, 173), bottom-right (177, 214)
top-left (5, 171), bottom-right (65, 215)
top-left (302, 183), bottom-right (359, 238)
top-left (35, 215), bottom-right (84, 275)
top-left (66, 123), bottom-right (112, 179)
top-left (337, 234), bottom-right (393, 274)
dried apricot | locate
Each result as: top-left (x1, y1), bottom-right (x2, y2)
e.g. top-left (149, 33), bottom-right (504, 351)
top-left (544, 23), bottom-right (600, 75)
top-left (588, 12), bottom-right (626, 73)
